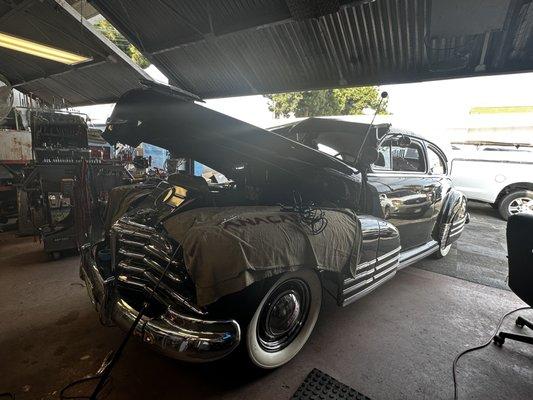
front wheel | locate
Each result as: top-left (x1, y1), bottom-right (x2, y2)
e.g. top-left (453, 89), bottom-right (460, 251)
top-left (246, 269), bottom-right (322, 369)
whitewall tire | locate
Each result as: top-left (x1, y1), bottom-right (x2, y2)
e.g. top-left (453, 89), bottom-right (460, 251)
top-left (432, 242), bottom-right (452, 259)
top-left (246, 269), bottom-right (322, 369)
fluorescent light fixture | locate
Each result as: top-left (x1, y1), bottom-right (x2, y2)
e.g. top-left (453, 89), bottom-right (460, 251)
top-left (0, 32), bottom-right (92, 65)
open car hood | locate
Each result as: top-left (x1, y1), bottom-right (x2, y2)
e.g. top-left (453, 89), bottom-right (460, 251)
top-left (103, 88), bottom-right (357, 180)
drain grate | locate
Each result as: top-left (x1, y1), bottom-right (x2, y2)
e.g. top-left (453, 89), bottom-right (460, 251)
top-left (291, 368), bottom-right (372, 400)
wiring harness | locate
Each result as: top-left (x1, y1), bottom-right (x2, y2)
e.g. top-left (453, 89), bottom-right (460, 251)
top-left (280, 191), bottom-right (328, 235)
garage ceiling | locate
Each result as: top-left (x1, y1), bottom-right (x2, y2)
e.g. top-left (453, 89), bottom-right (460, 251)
top-left (91, 0), bottom-right (533, 98)
top-left (0, 0), bottom-right (150, 106)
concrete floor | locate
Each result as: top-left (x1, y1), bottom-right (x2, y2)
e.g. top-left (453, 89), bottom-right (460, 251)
top-left (0, 205), bottom-right (532, 400)
top-left (417, 202), bottom-right (509, 291)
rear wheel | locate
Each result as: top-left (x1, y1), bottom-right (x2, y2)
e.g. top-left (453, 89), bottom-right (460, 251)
top-left (432, 243), bottom-right (452, 259)
top-left (246, 269), bottom-right (322, 369)
top-left (498, 190), bottom-right (533, 220)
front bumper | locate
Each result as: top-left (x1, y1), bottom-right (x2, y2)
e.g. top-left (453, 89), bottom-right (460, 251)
top-left (80, 243), bottom-right (241, 363)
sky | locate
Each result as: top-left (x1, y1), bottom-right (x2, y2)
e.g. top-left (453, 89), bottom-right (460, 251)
top-left (77, 66), bottom-right (533, 142)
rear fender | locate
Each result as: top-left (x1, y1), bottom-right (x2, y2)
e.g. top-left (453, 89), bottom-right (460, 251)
top-left (433, 189), bottom-right (468, 248)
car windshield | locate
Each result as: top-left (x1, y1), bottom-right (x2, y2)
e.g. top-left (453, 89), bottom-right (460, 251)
top-left (280, 130), bottom-right (367, 165)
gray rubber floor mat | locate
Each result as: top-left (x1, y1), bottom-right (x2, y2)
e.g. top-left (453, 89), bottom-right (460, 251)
top-left (291, 368), bottom-right (372, 400)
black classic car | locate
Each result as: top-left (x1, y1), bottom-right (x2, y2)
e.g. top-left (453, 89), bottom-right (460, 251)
top-left (81, 88), bottom-right (467, 369)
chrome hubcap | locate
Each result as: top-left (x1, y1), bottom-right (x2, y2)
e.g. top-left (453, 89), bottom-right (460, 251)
top-left (508, 197), bottom-right (533, 215)
top-left (257, 279), bottom-right (310, 352)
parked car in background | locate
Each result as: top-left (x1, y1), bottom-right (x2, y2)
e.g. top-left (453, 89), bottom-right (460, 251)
top-left (81, 88), bottom-right (467, 369)
top-left (450, 143), bottom-right (533, 220)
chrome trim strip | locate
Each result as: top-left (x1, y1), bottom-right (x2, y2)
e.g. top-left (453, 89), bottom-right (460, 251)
top-left (138, 257), bottom-right (183, 285)
top-left (343, 260), bottom-right (399, 297)
top-left (451, 223), bottom-right (465, 231)
top-left (450, 227), bottom-right (463, 236)
top-left (342, 269), bottom-right (396, 306)
top-left (144, 244), bottom-right (175, 264)
top-left (342, 276), bottom-right (374, 296)
top-left (449, 228), bottom-right (464, 237)
top-left (450, 223), bottom-right (465, 233)
top-left (116, 273), bottom-right (181, 308)
top-left (343, 268), bottom-right (374, 287)
top-left (377, 246), bottom-right (402, 261)
top-left (452, 216), bottom-right (466, 227)
top-left (357, 259), bottom-right (375, 270)
top-left (115, 220), bottom-right (172, 254)
top-left (119, 217), bottom-right (156, 232)
top-left (119, 238), bottom-right (145, 248)
top-left (117, 261), bottom-right (144, 275)
top-left (399, 241), bottom-right (439, 270)
top-left (142, 271), bottom-right (203, 315)
top-left (354, 268), bottom-right (375, 281)
top-left (113, 225), bottom-right (151, 240)
top-left (344, 253), bottom-right (400, 287)
top-left (374, 263), bottom-right (398, 280)
top-left (343, 259), bottom-right (376, 285)
top-left (149, 233), bottom-right (173, 253)
top-left (375, 255), bottom-right (400, 272)
top-left (118, 248), bottom-right (144, 259)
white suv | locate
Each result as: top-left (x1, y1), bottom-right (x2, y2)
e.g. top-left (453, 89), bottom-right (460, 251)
top-left (450, 144), bottom-right (533, 220)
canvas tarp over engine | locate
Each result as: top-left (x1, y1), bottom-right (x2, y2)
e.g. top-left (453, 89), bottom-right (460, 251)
top-left (163, 206), bottom-right (361, 306)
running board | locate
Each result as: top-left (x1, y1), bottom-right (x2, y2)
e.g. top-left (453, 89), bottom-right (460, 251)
top-left (398, 240), bottom-right (439, 270)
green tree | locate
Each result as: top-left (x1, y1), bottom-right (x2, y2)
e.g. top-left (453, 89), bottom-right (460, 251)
top-left (95, 20), bottom-right (150, 69)
top-left (266, 86), bottom-right (387, 118)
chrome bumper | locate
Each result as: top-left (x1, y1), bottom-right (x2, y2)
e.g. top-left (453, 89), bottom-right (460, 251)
top-left (80, 243), bottom-right (241, 363)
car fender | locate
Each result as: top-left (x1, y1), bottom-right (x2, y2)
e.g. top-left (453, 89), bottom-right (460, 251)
top-left (337, 215), bottom-right (400, 307)
top-left (433, 189), bottom-right (468, 246)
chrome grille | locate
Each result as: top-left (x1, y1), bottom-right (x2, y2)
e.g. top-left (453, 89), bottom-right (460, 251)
top-left (111, 216), bottom-right (203, 315)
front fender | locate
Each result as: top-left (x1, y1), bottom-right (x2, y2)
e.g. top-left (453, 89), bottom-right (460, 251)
top-left (433, 189), bottom-right (468, 247)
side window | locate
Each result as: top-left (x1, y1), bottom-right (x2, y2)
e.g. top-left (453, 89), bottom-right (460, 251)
top-left (427, 146), bottom-right (446, 175)
top-left (373, 140), bottom-right (392, 170)
top-left (194, 162), bottom-right (229, 184)
top-left (391, 140), bottom-right (425, 172)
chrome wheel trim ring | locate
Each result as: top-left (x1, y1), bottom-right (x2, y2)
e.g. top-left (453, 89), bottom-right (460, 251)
top-left (256, 279), bottom-right (310, 353)
top-left (508, 197), bottom-right (533, 215)
top-left (247, 269), bottom-right (322, 369)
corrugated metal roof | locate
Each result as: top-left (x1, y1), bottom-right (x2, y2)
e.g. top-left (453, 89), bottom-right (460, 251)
top-left (92, 0), bottom-right (533, 98)
top-left (0, 0), bottom-right (149, 106)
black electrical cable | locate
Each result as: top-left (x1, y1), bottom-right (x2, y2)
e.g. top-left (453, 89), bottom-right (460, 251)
top-left (280, 191), bottom-right (328, 235)
top-left (60, 375), bottom-right (108, 400)
top-left (452, 306), bottom-right (532, 400)
top-left (60, 244), bottom-right (182, 400)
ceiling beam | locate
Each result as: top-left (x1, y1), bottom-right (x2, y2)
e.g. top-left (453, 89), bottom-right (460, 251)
top-left (0, 0), bottom-right (36, 23)
top-left (54, 0), bottom-right (152, 80)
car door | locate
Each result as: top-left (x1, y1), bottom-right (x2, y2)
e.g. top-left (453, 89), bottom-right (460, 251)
top-left (425, 142), bottom-right (451, 225)
top-left (367, 135), bottom-right (441, 251)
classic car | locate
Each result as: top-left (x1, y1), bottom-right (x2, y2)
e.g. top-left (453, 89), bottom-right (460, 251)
top-left (80, 88), bottom-right (468, 369)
